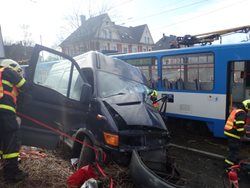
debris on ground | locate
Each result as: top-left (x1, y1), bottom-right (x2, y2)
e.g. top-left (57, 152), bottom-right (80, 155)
top-left (19, 146), bottom-right (48, 160)
top-left (0, 145), bottom-right (134, 188)
top-left (0, 148), bottom-right (72, 188)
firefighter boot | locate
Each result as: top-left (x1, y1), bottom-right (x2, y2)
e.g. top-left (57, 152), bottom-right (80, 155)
top-left (4, 168), bottom-right (29, 183)
top-left (4, 159), bottom-right (29, 183)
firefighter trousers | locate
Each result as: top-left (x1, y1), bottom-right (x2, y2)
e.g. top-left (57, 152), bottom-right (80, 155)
top-left (225, 137), bottom-right (241, 166)
top-left (0, 112), bottom-right (20, 178)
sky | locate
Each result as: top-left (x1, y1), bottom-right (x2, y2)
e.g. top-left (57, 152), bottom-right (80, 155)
top-left (0, 0), bottom-right (250, 47)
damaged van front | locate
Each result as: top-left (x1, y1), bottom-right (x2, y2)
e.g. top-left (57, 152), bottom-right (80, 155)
top-left (19, 44), bottom-right (184, 187)
top-left (81, 53), bottom-right (170, 163)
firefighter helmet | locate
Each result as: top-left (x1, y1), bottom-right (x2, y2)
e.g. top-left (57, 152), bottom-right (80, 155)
top-left (0, 59), bottom-right (23, 75)
top-left (151, 90), bottom-right (158, 97)
top-left (242, 99), bottom-right (250, 110)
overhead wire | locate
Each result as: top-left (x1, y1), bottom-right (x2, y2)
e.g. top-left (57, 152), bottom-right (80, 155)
top-left (156, 0), bottom-right (248, 31)
top-left (114, 0), bottom-right (206, 24)
top-left (109, 0), bottom-right (134, 10)
top-left (120, 0), bottom-right (209, 23)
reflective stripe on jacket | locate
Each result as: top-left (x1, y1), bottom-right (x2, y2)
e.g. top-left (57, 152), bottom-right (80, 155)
top-left (224, 109), bottom-right (246, 139)
top-left (2, 152), bottom-right (19, 159)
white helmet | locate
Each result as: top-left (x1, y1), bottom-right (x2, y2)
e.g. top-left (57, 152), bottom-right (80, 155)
top-left (0, 59), bottom-right (23, 75)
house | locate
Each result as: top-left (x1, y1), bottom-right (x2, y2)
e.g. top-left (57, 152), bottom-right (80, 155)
top-left (153, 34), bottom-right (177, 50)
top-left (4, 43), bottom-right (33, 65)
top-left (60, 14), bottom-right (154, 56)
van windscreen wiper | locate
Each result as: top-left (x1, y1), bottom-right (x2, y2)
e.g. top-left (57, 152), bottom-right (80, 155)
top-left (104, 92), bottom-right (126, 98)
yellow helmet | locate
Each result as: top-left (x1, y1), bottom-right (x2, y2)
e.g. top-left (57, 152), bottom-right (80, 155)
top-left (242, 99), bottom-right (250, 110)
top-left (0, 59), bottom-right (23, 75)
top-left (151, 90), bottom-right (158, 97)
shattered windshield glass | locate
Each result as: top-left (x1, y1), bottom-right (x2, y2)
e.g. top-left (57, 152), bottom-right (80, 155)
top-left (97, 71), bottom-right (151, 99)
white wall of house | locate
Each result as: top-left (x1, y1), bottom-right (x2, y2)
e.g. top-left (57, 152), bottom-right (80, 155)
top-left (98, 18), bottom-right (120, 41)
top-left (140, 26), bottom-right (154, 44)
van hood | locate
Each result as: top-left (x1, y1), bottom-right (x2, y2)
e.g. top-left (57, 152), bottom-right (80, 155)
top-left (103, 93), bottom-right (167, 130)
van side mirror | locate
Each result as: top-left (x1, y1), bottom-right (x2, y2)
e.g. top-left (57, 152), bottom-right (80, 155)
top-left (80, 83), bottom-right (92, 103)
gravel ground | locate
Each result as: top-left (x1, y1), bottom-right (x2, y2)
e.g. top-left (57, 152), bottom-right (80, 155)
top-left (167, 119), bottom-right (250, 188)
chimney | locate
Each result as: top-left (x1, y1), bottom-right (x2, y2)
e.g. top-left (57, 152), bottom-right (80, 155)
top-left (162, 33), bottom-right (166, 41)
top-left (80, 15), bottom-right (86, 25)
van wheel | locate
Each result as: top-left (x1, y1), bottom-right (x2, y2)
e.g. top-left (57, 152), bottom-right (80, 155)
top-left (77, 136), bottom-right (95, 169)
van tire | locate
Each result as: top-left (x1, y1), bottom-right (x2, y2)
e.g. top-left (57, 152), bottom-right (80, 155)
top-left (77, 136), bottom-right (95, 169)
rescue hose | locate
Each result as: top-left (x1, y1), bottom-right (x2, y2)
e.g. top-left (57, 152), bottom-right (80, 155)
top-left (16, 112), bottom-right (106, 161)
top-left (16, 112), bottom-right (113, 187)
top-left (155, 94), bottom-right (168, 115)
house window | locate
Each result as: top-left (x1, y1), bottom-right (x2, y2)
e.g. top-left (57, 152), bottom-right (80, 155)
top-left (123, 47), bottom-right (128, 53)
top-left (128, 45), bottom-right (132, 53)
top-left (109, 31), bottom-right (112, 39)
top-left (104, 30), bottom-right (107, 39)
top-left (117, 44), bottom-right (122, 52)
top-left (102, 30), bottom-right (111, 39)
top-left (138, 46), bottom-right (142, 52)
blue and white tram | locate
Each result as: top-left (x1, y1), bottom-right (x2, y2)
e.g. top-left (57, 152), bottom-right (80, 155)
top-left (112, 42), bottom-right (250, 138)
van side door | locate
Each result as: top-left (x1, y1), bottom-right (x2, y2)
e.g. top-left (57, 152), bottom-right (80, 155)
top-left (18, 44), bottom-right (91, 149)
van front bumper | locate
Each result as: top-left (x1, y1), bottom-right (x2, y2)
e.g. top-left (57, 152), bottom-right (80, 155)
top-left (129, 150), bottom-right (185, 188)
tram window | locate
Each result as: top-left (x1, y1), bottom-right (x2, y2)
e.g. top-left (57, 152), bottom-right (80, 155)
top-left (162, 53), bottom-right (214, 91)
top-left (233, 61), bottom-right (244, 83)
top-left (124, 57), bottom-right (157, 89)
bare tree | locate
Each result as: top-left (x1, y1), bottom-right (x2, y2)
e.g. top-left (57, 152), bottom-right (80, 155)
top-left (57, 0), bottom-right (114, 45)
top-left (3, 38), bottom-right (14, 46)
top-left (20, 24), bottom-right (34, 46)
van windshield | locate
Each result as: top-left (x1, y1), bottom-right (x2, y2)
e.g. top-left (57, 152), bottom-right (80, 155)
top-left (97, 71), bottom-right (150, 98)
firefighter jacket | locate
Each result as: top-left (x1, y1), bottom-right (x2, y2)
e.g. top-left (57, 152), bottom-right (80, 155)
top-left (0, 67), bottom-right (27, 114)
top-left (224, 109), bottom-right (246, 139)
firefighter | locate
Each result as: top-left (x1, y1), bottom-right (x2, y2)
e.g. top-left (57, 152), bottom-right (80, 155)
top-left (0, 59), bottom-right (29, 183)
top-left (150, 89), bottom-right (159, 108)
top-left (224, 99), bottom-right (250, 170)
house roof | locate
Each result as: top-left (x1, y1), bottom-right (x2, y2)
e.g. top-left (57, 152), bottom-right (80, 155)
top-left (153, 34), bottom-right (177, 50)
top-left (60, 14), bottom-right (109, 46)
top-left (115, 24), bottom-right (146, 43)
top-left (60, 13), bottom-right (148, 46)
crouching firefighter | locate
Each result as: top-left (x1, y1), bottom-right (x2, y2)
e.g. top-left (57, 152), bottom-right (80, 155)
top-left (224, 99), bottom-right (250, 171)
top-left (150, 89), bottom-right (159, 109)
top-left (0, 59), bottom-right (29, 183)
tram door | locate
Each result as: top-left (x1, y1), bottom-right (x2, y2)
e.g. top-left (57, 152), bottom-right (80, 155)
top-left (230, 61), bottom-right (250, 105)
top-left (245, 61), bottom-right (250, 99)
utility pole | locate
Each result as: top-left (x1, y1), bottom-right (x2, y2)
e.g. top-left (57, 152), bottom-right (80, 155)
top-left (40, 34), bottom-right (43, 46)
top-left (0, 25), bottom-right (5, 58)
